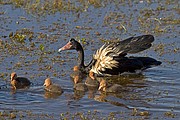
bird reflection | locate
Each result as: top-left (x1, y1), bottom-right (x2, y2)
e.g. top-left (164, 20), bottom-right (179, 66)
top-left (93, 74), bottom-right (147, 108)
top-left (94, 93), bottom-right (129, 109)
top-left (69, 70), bottom-right (148, 109)
top-left (44, 91), bottom-right (62, 99)
top-left (87, 85), bottom-right (98, 99)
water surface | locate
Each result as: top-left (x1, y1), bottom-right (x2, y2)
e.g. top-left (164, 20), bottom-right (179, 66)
top-left (0, 0), bottom-right (179, 119)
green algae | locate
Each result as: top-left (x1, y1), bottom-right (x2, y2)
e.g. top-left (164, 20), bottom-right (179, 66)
top-left (0, 109), bottom-right (178, 119)
top-left (0, 0), bottom-right (103, 16)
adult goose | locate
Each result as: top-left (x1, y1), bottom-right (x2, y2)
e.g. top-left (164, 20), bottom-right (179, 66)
top-left (58, 35), bottom-right (161, 76)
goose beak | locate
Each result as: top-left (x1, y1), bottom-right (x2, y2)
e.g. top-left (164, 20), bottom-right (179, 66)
top-left (58, 48), bottom-right (62, 52)
top-left (58, 41), bottom-right (72, 53)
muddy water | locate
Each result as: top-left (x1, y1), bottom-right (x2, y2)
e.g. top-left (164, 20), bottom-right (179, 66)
top-left (0, 1), bottom-right (179, 119)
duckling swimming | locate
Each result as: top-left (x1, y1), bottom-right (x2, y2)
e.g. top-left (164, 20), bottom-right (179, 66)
top-left (43, 78), bottom-right (63, 94)
top-left (98, 80), bottom-right (126, 93)
top-left (10, 72), bottom-right (31, 89)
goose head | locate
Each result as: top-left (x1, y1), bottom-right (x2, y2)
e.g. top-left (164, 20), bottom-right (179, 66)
top-left (58, 38), bottom-right (82, 52)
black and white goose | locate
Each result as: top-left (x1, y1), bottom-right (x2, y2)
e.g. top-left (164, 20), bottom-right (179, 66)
top-left (58, 35), bottom-right (161, 76)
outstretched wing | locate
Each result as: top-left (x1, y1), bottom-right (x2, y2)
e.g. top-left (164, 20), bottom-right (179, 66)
top-left (90, 35), bottom-right (155, 75)
top-left (107, 34), bottom-right (154, 55)
top-left (91, 44), bottom-right (122, 75)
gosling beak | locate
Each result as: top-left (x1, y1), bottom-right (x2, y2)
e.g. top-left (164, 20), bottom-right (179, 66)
top-left (89, 71), bottom-right (95, 80)
top-left (74, 76), bottom-right (79, 84)
top-left (58, 41), bottom-right (72, 53)
top-left (11, 85), bottom-right (16, 90)
top-left (98, 85), bottom-right (103, 90)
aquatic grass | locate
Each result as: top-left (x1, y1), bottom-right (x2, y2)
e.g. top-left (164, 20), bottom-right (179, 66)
top-left (161, 18), bottom-right (180, 25)
top-left (116, 23), bottom-right (127, 33)
top-left (1, 0), bottom-right (178, 37)
top-left (0, 0), bottom-right (104, 16)
top-left (164, 111), bottom-right (176, 118)
top-left (39, 44), bottom-right (45, 52)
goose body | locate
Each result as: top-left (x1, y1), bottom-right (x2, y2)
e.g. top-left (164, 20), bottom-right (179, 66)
top-left (10, 72), bottom-right (31, 89)
top-left (58, 35), bottom-right (161, 76)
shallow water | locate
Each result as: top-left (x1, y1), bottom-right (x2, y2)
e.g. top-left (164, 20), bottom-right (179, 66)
top-left (0, 0), bottom-right (180, 119)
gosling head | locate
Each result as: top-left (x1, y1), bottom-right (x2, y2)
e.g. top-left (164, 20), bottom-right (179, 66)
top-left (11, 72), bottom-right (17, 81)
top-left (89, 71), bottom-right (95, 80)
top-left (98, 79), bottom-right (107, 91)
top-left (74, 76), bottom-right (80, 84)
top-left (44, 78), bottom-right (52, 87)
top-left (73, 66), bottom-right (79, 71)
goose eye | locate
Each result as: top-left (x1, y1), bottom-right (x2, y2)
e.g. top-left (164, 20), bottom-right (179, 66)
top-left (70, 38), bottom-right (74, 42)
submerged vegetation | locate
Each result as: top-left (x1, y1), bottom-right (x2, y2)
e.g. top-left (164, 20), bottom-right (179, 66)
top-left (0, 0), bottom-right (179, 36)
top-left (0, 0), bottom-right (102, 16)
top-left (0, 109), bottom-right (177, 119)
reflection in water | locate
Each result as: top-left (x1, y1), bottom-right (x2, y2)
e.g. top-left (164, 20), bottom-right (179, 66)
top-left (105, 73), bottom-right (146, 85)
top-left (10, 87), bottom-right (30, 95)
top-left (92, 74), bottom-right (148, 110)
top-left (87, 85), bottom-right (98, 99)
top-left (94, 93), bottom-right (129, 109)
top-left (85, 76), bottom-right (99, 87)
top-left (73, 84), bottom-right (98, 100)
top-left (73, 83), bottom-right (87, 91)
top-left (69, 73), bottom-right (148, 110)
top-left (44, 91), bottom-right (62, 99)
top-left (73, 90), bottom-right (85, 100)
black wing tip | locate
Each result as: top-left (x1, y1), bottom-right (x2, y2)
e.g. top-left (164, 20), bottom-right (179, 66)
top-left (143, 34), bottom-right (155, 42)
top-left (156, 61), bottom-right (162, 66)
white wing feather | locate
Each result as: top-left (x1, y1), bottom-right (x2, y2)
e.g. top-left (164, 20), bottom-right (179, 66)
top-left (91, 44), bottom-right (123, 75)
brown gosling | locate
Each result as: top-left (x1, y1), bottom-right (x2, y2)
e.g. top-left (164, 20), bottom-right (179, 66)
top-left (71, 66), bottom-right (85, 84)
top-left (98, 80), bottom-right (125, 93)
top-left (10, 72), bottom-right (31, 90)
top-left (43, 78), bottom-right (63, 94)
top-left (85, 71), bottom-right (99, 87)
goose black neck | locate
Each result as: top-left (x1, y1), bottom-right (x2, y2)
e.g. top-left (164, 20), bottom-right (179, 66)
top-left (76, 42), bottom-right (94, 73)
top-left (77, 44), bottom-right (85, 69)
